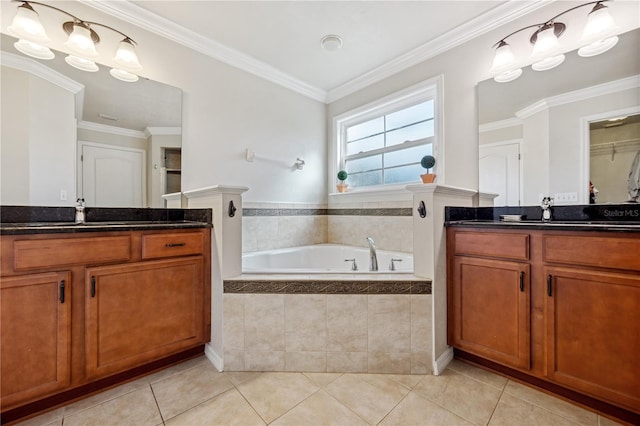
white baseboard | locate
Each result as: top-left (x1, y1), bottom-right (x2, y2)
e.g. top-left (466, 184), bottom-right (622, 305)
top-left (204, 343), bottom-right (224, 372)
top-left (432, 347), bottom-right (454, 375)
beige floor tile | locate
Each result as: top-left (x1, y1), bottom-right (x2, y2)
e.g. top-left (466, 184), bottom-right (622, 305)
top-left (235, 372), bottom-right (319, 423)
top-left (152, 362), bottom-right (234, 420)
top-left (224, 371), bottom-right (264, 387)
top-left (63, 387), bottom-right (161, 426)
top-left (325, 373), bottom-right (410, 425)
top-left (63, 378), bottom-right (150, 417)
top-left (165, 388), bottom-right (265, 426)
top-left (14, 407), bottom-right (64, 426)
top-left (447, 359), bottom-right (508, 390)
top-left (412, 369), bottom-right (502, 425)
top-left (380, 392), bottom-right (474, 426)
top-left (598, 415), bottom-right (625, 425)
top-left (371, 373), bottom-right (424, 389)
top-left (271, 390), bottom-right (369, 426)
top-left (503, 380), bottom-right (598, 425)
top-left (144, 356), bottom-right (212, 384)
top-left (489, 392), bottom-right (581, 426)
top-left (302, 372), bottom-right (344, 388)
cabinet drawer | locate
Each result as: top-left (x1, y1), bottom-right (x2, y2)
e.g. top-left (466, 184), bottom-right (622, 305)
top-left (142, 232), bottom-right (204, 259)
top-left (454, 231), bottom-right (529, 260)
top-left (14, 236), bottom-right (131, 270)
top-left (544, 235), bottom-right (640, 272)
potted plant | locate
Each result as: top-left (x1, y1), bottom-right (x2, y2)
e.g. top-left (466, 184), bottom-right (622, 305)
top-left (420, 155), bottom-right (436, 183)
top-left (336, 170), bottom-right (349, 192)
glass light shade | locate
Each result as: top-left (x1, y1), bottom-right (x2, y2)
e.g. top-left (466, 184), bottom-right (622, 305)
top-left (65, 24), bottom-right (99, 59)
top-left (578, 36), bottom-right (619, 57)
top-left (494, 68), bottom-right (523, 83)
top-left (113, 40), bottom-right (142, 71)
top-left (65, 55), bottom-right (99, 72)
top-left (490, 41), bottom-right (516, 75)
top-left (110, 68), bottom-right (139, 82)
top-left (531, 25), bottom-right (560, 59)
top-left (8, 4), bottom-right (50, 44)
top-left (14, 39), bottom-right (54, 60)
top-left (581, 3), bottom-right (618, 44)
top-left (532, 54), bottom-right (565, 71)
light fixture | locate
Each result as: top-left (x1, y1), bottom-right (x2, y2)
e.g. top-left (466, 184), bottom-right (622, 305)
top-left (7, 1), bottom-right (143, 82)
top-left (320, 34), bottom-right (343, 51)
top-left (490, 1), bottom-right (619, 83)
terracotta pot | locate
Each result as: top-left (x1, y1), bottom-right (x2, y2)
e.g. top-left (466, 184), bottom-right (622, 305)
top-left (420, 173), bottom-right (436, 183)
top-left (336, 183), bottom-right (349, 193)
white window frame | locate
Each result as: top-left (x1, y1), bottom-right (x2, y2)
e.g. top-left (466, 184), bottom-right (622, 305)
top-left (329, 75), bottom-right (444, 195)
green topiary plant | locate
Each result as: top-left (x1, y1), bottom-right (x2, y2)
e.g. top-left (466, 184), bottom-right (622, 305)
top-left (420, 155), bottom-right (436, 173)
top-left (336, 170), bottom-right (349, 192)
top-left (420, 155), bottom-right (436, 183)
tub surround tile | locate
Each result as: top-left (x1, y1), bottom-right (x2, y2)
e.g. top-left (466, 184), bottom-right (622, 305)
top-left (411, 295), bottom-right (432, 353)
top-left (224, 279), bottom-right (431, 295)
top-left (285, 295), bottom-right (327, 352)
top-left (244, 294), bottom-right (285, 352)
top-left (410, 352), bottom-right (431, 375)
top-left (368, 352), bottom-right (411, 374)
top-left (224, 349), bottom-right (246, 371)
top-left (285, 351), bottom-right (327, 372)
top-left (368, 295), bottom-right (411, 353)
top-left (244, 351), bottom-right (286, 371)
top-left (224, 295), bottom-right (245, 351)
top-left (326, 352), bottom-right (369, 373)
top-left (327, 295), bottom-right (368, 352)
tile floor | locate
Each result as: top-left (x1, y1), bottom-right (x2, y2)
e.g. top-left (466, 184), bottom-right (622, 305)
top-left (16, 357), bottom-right (623, 426)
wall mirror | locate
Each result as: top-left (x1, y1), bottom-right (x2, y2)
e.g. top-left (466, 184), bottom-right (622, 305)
top-left (478, 28), bottom-right (639, 206)
top-left (1, 33), bottom-right (182, 208)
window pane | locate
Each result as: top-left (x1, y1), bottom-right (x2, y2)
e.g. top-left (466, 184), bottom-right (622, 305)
top-left (386, 100), bottom-right (434, 131)
top-left (384, 144), bottom-right (432, 168)
top-left (346, 134), bottom-right (384, 155)
top-left (349, 170), bottom-right (383, 187)
top-left (384, 163), bottom-right (424, 184)
top-left (346, 155), bottom-right (382, 174)
top-left (386, 121), bottom-right (433, 147)
top-left (347, 117), bottom-right (384, 142)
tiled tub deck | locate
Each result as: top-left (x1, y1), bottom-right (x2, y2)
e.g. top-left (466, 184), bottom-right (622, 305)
top-left (223, 275), bottom-right (433, 375)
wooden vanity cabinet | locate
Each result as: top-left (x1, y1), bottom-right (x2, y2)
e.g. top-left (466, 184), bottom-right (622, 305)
top-left (447, 227), bottom-right (640, 418)
top-left (0, 272), bottom-right (71, 408)
top-left (0, 228), bottom-right (211, 417)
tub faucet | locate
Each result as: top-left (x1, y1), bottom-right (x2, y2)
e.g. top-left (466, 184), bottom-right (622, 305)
top-left (366, 236), bottom-right (378, 271)
top-left (75, 198), bottom-right (85, 224)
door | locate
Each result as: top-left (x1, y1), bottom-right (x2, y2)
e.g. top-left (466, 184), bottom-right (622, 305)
top-left (85, 257), bottom-right (204, 380)
top-left (545, 267), bottom-right (640, 410)
top-left (450, 256), bottom-right (531, 370)
top-left (479, 142), bottom-right (521, 206)
top-left (79, 142), bottom-right (146, 207)
top-left (1, 272), bottom-right (71, 409)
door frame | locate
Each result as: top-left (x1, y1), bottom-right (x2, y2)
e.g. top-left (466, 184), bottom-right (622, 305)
top-left (77, 141), bottom-right (147, 206)
top-left (479, 139), bottom-right (523, 206)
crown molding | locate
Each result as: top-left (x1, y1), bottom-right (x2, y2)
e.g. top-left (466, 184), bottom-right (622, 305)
top-left (78, 120), bottom-right (147, 139)
top-left (144, 126), bottom-right (182, 137)
top-left (516, 75), bottom-right (640, 119)
top-left (0, 51), bottom-right (84, 94)
top-left (479, 117), bottom-right (523, 133)
top-left (325, 1), bottom-right (551, 103)
top-left (78, 0), bottom-right (327, 103)
top-left (80, 0), bottom-right (549, 104)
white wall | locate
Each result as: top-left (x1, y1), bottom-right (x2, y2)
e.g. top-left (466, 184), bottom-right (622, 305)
top-left (1, 66), bottom-right (76, 206)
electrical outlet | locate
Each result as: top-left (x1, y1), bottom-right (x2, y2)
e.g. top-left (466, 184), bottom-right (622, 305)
top-left (60, 190), bottom-right (67, 201)
top-left (554, 192), bottom-right (578, 203)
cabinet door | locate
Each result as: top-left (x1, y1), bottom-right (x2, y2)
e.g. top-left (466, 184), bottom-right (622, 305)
top-left (85, 257), bottom-right (204, 380)
top-left (449, 256), bottom-right (530, 370)
top-left (1, 272), bottom-right (71, 409)
top-left (545, 267), bottom-right (640, 411)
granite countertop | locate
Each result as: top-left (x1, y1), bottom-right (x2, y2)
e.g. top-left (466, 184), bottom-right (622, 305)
top-left (0, 206), bottom-right (212, 235)
top-left (445, 204), bottom-right (640, 233)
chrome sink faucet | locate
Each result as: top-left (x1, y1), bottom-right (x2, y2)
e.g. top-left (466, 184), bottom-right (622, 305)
top-left (75, 198), bottom-right (86, 224)
top-left (541, 196), bottom-right (553, 222)
top-left (366, 236), bottom-right (378, 271)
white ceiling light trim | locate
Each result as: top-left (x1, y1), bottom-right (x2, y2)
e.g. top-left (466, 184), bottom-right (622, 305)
top-left (81, 0), bottom-right (549, 104)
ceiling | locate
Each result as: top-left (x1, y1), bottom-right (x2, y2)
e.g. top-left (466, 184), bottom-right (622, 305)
top-left (83, 0), bottom-right (549, 102)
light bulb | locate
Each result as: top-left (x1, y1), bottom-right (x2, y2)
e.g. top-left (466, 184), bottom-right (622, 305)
top-left (65, 23), bottom-right (99, 59)
top-left (581, 2), bottom-right (618, 44)
top-left (490, 41), bottom-right (516, 75)
top-left (14, 39), bottom-right (54, 60)
top-left (531, 24), bottom-right (560, 59)
top-left (7, 4), bottom-right (50, 44)
top-left (113, 39), bottom-right (142, 71)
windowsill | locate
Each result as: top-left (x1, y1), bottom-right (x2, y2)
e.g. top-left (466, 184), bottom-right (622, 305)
top-left (328, 183), bottom-right (415, 204)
